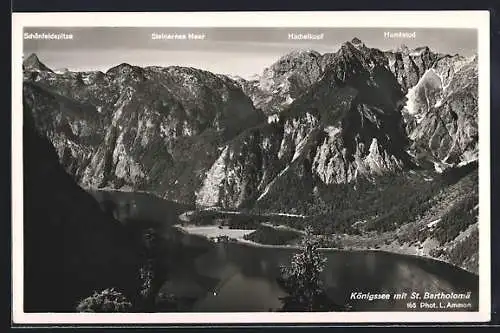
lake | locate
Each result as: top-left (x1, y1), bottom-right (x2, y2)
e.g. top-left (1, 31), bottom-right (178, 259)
top-left (89, 189), bottom-right (479, 312)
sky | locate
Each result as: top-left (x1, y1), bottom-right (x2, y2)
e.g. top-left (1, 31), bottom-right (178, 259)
top-left (23, 27), bottom-right (477, 79)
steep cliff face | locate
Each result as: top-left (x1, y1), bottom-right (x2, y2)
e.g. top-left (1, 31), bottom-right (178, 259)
top-left (385, 45), bottom-right (440, 92)
top-left (23, 53), bottom-right (54, 72)
top-left (309, 41), bottom-right (410, 181)
top-left (23, 101), bottom-right (141, 312)
top-left (23, 82), bottom-right (104, 182)
top-left (404, 56), bottom-right (478, 168)
top-left (195, 112), bottom-right (322, 208)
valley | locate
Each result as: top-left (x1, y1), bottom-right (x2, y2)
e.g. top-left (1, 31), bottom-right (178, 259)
top-left (21, 36), bottom-right (480, 312)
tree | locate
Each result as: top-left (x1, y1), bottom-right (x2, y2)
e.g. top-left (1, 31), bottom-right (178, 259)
top-left (278, 225), bottom-right (329, 311)
top-left (139, 260), bottom-right (155, 299)
top-left (138, 227), bottom-right (160, 311)
top-left (76, 288), bottom-right (132, 312)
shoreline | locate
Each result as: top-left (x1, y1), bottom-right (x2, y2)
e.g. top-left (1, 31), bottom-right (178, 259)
top-left (85, 186), bottom-right (193, 207)
top-left (174, 224), bottom-right (303, 249)
top-left (173, 224), bottom-right (478, 276)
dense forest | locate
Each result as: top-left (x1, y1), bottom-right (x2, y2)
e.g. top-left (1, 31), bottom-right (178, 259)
top-left (243, 225), bottom-right (301, 245)
top-left (252, 162), bottom-right (478, 237)
top-left (446, 228), bottom-right (479, 267)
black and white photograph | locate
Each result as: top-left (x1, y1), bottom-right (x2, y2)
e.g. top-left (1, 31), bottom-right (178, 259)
top-left (12, 11), bottom-right (490, 324)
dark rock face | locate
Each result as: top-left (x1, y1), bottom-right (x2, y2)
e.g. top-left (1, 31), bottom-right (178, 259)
top-left (402, 55), bottom-right (478, 168)
top-left (196, 41), bottom-right (411, 208)
top-left (385, 45), bottom-right (439, 92)
top-left (234, 49), bottom-right (324, 115)
top-left (22, 41), bottom-right (478, 211)
top-left (23, 53), bottom-right (54, 72)
top-left (235, 40), bottom-right (395, 116)
top-left (23, 101), bottom-right (141, 312)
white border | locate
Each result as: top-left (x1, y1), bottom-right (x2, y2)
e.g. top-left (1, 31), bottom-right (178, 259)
top-left (12, 11), bottom-right (491, 324)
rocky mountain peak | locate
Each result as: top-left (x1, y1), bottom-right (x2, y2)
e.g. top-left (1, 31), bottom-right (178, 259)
top-left (385, 45), bottom-right (440, 93)
top-left (23, 53), bottom-right (53, 72)
top-left (102, 64), bottom-right (149, 89)
top-left (410, 46), bottom-right (431, 57)
top-left (106, 62), bottom-right (135, 71)
top-left (105, 62), bottom-right (145, 80)
top-left (339, 40), bottom-right (357, 52)
top-left (351, 37), bottom-right (363, 44)
top-left (327, 40), bottom-right (395, 87)
top-left (350, 37), bottom-right (366, 49)
top-left (231, 48), bottom-right (325, 115)
top-left (269, 49), bottom-right (321, 74)
top-left (337, 39), bottom-right (382, 63)
top-left (396, 44), bottom-right (410, 54)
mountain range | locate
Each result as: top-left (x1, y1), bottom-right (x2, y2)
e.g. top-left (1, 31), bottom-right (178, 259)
top-left (22, 38), bottom-right (479, 277)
